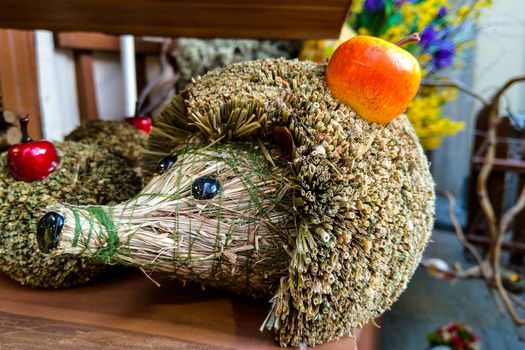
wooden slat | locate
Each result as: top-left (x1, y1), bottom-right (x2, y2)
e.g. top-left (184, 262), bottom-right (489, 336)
top-left (467, 234), bottom-right (525, 253)
top-left (0, 311), bottom-right (228, 350)
top-left (510, 127), bottom-right (525, 265)
top-left (472, 156), bottom-right (525, 173)
top-left (0, 270), bottom-right (362, 349)
top-left (74, 51), bottom-right (99, 122)
top-left (0, 29), bottom-right (42, 139)
top-left (56, 32), bottom-right (163, 54)
top-left (0, 0), bottom-right (352, 39)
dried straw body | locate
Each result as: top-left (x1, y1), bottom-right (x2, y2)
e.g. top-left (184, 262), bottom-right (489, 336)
top-left (46, 59), bottom-right (434, 346)
top-left (65, 120), bottom-right (148, 167)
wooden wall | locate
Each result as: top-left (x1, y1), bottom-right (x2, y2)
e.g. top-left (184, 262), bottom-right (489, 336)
top-left (0, 29), bottom-right (42, 139)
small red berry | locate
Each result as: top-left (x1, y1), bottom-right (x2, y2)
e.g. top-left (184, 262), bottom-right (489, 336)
top-left (125, 115), bottom-right (152, 134)
top-left (125, 101), bottom-right (153, 134)
top-left (7, 116), bottom-right (60, 182)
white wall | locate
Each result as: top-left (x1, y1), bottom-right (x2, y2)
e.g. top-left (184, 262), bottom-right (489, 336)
top-left (35, 31), bottom-right (80, 140)
top-left (35, 30), bottom-right (135, 140)
top-left (92, 52), bottom-right (126, 121)
top-left (472, 1), bottom-right (525, 108)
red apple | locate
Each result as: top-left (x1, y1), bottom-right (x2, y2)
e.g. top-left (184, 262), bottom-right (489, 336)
top-left (7, 116), bottom-right (60, 182)
top-left (125, 115), bottom-right (152, 134)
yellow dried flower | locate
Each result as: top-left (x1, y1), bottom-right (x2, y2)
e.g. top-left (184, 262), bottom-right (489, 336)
top-left (406, 87), bottom-right (464, 150)
top-left (358, 27), bottom-right (371, 36)
top-left (382, 25), bottom-right (406, 43)
top-left (457, 5), bottom-right (470, 18)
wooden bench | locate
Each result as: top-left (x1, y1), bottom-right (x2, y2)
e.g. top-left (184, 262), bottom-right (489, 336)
top-left (0, 270), bottom-right (373, 349)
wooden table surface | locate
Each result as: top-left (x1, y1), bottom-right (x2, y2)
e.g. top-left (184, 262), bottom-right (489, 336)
top-left (0, 269), bottom-right (361, 349)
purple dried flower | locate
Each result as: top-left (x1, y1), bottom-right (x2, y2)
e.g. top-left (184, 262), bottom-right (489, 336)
top-left (365, 0), bottom-right (385, 12)
top-left (437, 6), bottom-right (447, 18)
top-left (432, 40), bottom-right (456, 69)
top-left (420, 26), bottom-right (438, 49)
top-left (364, 0), bottom-right (405, 12)
top-left (419, 26), bottom-right (456, 70)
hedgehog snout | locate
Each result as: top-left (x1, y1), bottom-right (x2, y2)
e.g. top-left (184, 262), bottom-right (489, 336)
top-left (37, 212), bottom-right (64, 253)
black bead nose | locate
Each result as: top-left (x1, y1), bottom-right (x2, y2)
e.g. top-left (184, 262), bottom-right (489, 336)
top-left (156, 155), bottom-right (178, 175)
top-left (37, 212), bottom-right (64, 253)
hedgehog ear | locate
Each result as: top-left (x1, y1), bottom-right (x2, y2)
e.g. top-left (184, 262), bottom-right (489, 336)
top-left (272, 125), bottom-right (296, 160)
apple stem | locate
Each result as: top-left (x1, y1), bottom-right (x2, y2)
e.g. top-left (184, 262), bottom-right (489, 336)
top-left (19, 116), bottom-right (32, 143)
top-left (395, 33), bottom-right (421, 47)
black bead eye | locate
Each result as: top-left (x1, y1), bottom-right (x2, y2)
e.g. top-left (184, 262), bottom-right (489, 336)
top-left (192, 176), bottom-right (221, 200)
top-left (156, 155), bottom-right (178, 174)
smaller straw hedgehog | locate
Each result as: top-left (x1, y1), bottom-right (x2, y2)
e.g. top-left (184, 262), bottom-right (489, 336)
top-left (0, 141), bottom-right (141, 288)
top-left (65, 120), bottom-right (148, 167)
top-left (38, 58), bottom-right (434, 346)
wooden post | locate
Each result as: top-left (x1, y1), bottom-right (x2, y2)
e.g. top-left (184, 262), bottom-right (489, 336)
top-left (136, 53), bottom-right (148, 106)
top-left (55, 33), bottom-right (164, 121)
top-left (0, 29), bottom-right (42, 139)
top-left (74, 50), bottom-right (99, 122)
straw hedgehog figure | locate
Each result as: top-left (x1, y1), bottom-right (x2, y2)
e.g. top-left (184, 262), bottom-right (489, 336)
top-left (38, 37), bottom-right (434, 346)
